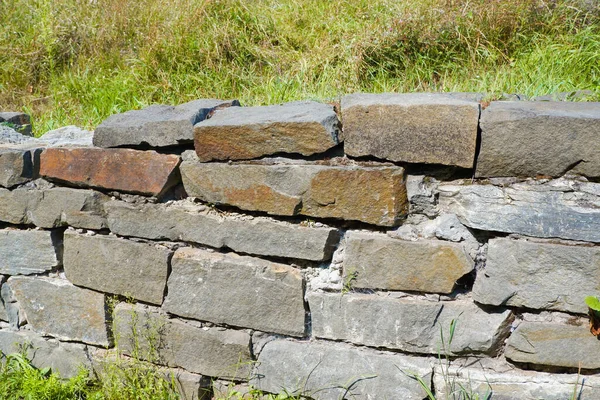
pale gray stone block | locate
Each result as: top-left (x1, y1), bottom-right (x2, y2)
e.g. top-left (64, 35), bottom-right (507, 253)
top-left (0, 229), bottom-right (60, 275)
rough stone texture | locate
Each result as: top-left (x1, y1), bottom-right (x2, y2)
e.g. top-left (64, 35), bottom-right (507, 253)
top-left (114, 304), bottom-right (252, 379)
top-left (105, 200), bottom-right (339, 261)
top-left (0, 330), bottom-right (91, 378)
top-left (194, 101), bottom-right (341, 161)
top-left (343, 231), bottom-right (473, 293)
top-left (181, 160), bottom-right (408, 226)
top-left (308, 292), bottom-right (513, 355)
top-left (163, 248), bottom-right (305, 336)
top-left (63, 231), bottom-right (170, 305)
top-left (0, 112), bottom-right (32, 136)
top-left (342, 93), bottom-right (480, 168)
top-left (439, 182), bottom-right (600, 242)
top-left (0, 125), bottom-right (35, 145)
top-left (165, 369), bottom-right (211, 400)
top-left (94, 99), bottom-right (239, 148)
top-left (0, 229), bottom-right (60, 275)
top-left (37, 126), bottom-right (93, 147)
top-left (252, 339), bottom-right (432, 400)
top-left (506, 322), bottom-right (600, 369)
top-left (1, 282), bottom-right (20, 328)
top-left (0, 148), bottom-right (35, 187)
top-left (473, 238), bottom-right (600, 314)
top-left (39, 147), bottom-right (181, 196)
top-left (477, 101), bottom-right (600, 178)
top-left (7, 276), bottom-right (109, 346)
top-left (0, 187), bottom-right (109, 229)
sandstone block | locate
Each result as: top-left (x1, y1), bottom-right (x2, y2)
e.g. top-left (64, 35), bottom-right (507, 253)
top-left (0, 149), bottom-right (35, 187)
top-left (63, 231), bottom-right (170, 305)
top-left (94, 99), bottom-right (239, 148)
top-left (343, 231), bottom-right (473, 293)
top-left (163, 248), bottom-right (305, 336)
top-left (105, 200), bottom-right (339, 261)
top-left (7, 276), bottom-right (109, 346)
top-left (194, 101), bottom-right (341, 161)
top-left (39, 147), bottom-right (181, 196)
top-left (308, 292), bottom-right (512, 355)
top-left (477, 101), bottom-right (600, 178)
top-left (252, 339), bottom-right (432, 400)
top-left (181, 160), bottom-right (408, 226)
top-left (114, 304), bottom-right (252, 379)
top-left (0, 229), bottom-right (60, 275)
top-left (342, 93), bottom-right (480, 168)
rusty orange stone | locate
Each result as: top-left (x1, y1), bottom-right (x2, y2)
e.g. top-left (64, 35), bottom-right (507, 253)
top-left (39, 148), bottom-right (181, 196)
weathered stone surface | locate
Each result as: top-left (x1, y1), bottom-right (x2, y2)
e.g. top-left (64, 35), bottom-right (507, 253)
top-left (105, 200), bottom-right (339, 261)
top-left (477, 101), bottom-right (600, 178)
top-left (0, 112), bottom-right (31, 136)
top-left (0, 187), bottom-right (108, 229)
top-left (7, 276), bottom-right (109, 346)
top-left (0, 282), bottom-right (20, 328)
top-left (0, 125), bottom-right (34, 145)
top-left (342, 93), bottom-right (480, 168)
top-left (167, 369), bottom-right (211, 400)
top-left (94, 99), bottom-right (239, 148)
top-left (474, 238), bottom-right (600, 314)
top-left (37, 126), bottom-right (93, 147)
top-left (0, 330), bottom-right (91, 378)
top-left (0, 229), bottom-right (60, 275)
top-left (63, 231), bottom-right (170, 305)
top-left (506, 322), bottom-right (600, 369)
top-left (343, 231), bottom-right (473, 293)
top-left (194, 101), bottom-right (341, 161)
top-left (181, 160), bottom-right (408, 226)
top-left (164, 248), bottom-right (305, 336)
top-left (0, 149), bottom-right (35, 187)
top-left (252, 339), bottom-right (432, 400)
top-left (39, 147), bottom-right (181, 196)
top-left (439, 182), bottom-right (600, 242)
top-left (308, 292), bottom-right (512, 355)
top-left (114, 304), bottom-right (252, 379)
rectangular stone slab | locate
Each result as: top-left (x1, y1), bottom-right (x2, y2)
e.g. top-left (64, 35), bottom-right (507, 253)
top-left (39, 147), bottom-right (181, 196)
top-left (252, 339), bottom-right (432, 400)
top-left (181, 160), bottom-right (408, 226)
top-left (7, 276), bottom-right (109, 346)
top-left (94, 99), bottom-right (239, 148)
top-left (194, 101), bottom-right (341, 161)
top-left (63, 231), bottom-right (170, 305)
top-left (473, 238), bottom-right (600, 314)
top-left (0, 229), bottom-right (60, 275)
top-left (343, 231), bottom-right (473, 293)
top-left (104, 200), bottom-right (340, 261)
top-left (477, 101), bottom-right (600, 179)
top-left (163, 248), bottom-right (305, 336)
top-left (342, 93), bottom-right (480, 168)
top-left (0, 149), bottom-right (35, 187)
top-left (307, 292), bottom-right (512, 355)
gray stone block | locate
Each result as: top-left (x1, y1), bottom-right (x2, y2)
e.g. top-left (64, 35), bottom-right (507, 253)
top-left (252, 339), bottom-right (433, 400)
top-left (194, 101), bottom-right (341, 161)
top-left (477, 101), bottom-right (600, 179)
top-left (37, 126), bottom-right (93, 147)
top-left (343, 231), bottom-right (473, 294)
top-left (0, 149), bottom-right (35, 188)
top-left (0, 112), bottom-right (31, 136)
top-left (63, 231), bottom-right (170, 305)
top-left (0, 229), bottom-right (60, 275)
top-left (0, 125), bottom-right (35, 145)
top-left (114, 303), bottom-right (252, 379)
top-left (163, 248), bottom-right (305, 336)
top-left (308, 292), bottom-right (513, 355)
top-left (105, 200), bottom-right (339, 262)
top-left (342, 93), bottom-right (480, 168)
top-left (94, 99), bottom-right (239, 148)
top-left (7, 276), bottom-right (109, 346)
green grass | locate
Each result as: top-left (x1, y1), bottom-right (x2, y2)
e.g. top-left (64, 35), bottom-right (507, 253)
top-left (1, 0), bottom-right (599, 135)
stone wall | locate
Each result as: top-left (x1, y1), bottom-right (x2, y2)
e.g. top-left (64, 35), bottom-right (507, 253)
top-left (0, 93), bottom-right (599, 399)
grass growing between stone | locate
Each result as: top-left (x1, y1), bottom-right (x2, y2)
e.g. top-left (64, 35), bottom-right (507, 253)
top-left (1, 0), bottom-right (599, 134)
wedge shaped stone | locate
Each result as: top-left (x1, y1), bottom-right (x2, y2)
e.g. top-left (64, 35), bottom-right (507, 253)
top-left (63, 231), bottom-right (170, 305)
top-left (7, 276), bottom-right (109, 346)
top-left (194, 101), bottom-right (341, 161)
top-left (39, 147), bottom-right (181, 196)
top-left (164, 248), bottom-right (305, 336)
top-left (342, 93), bottom-right (480, 168)
top-left (114, 304), bottom-right (252, 379)
top-left (0, 229), bottom-right (60, 275)
top-left (477, 101), bottom-right (600, 178)
top-left (94, 99), bottom-right (239, 148)
top-left (0, 149), bottom-right (35, 187)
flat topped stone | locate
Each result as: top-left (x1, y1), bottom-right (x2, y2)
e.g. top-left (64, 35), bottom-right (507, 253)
top-left (194, 101), bottom-right (341, 161)
top-left (342, 93), bottom-right (480, 168)
top-left (94, 99), bottom-right (239, 148)
top-left (0, 148), bottom-right (35, 188)
top-left (477, 101), bottom-right (600, 179)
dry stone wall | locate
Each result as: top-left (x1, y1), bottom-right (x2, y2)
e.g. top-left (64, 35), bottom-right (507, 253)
top-left (0, 94), bottom-right (599, 399)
